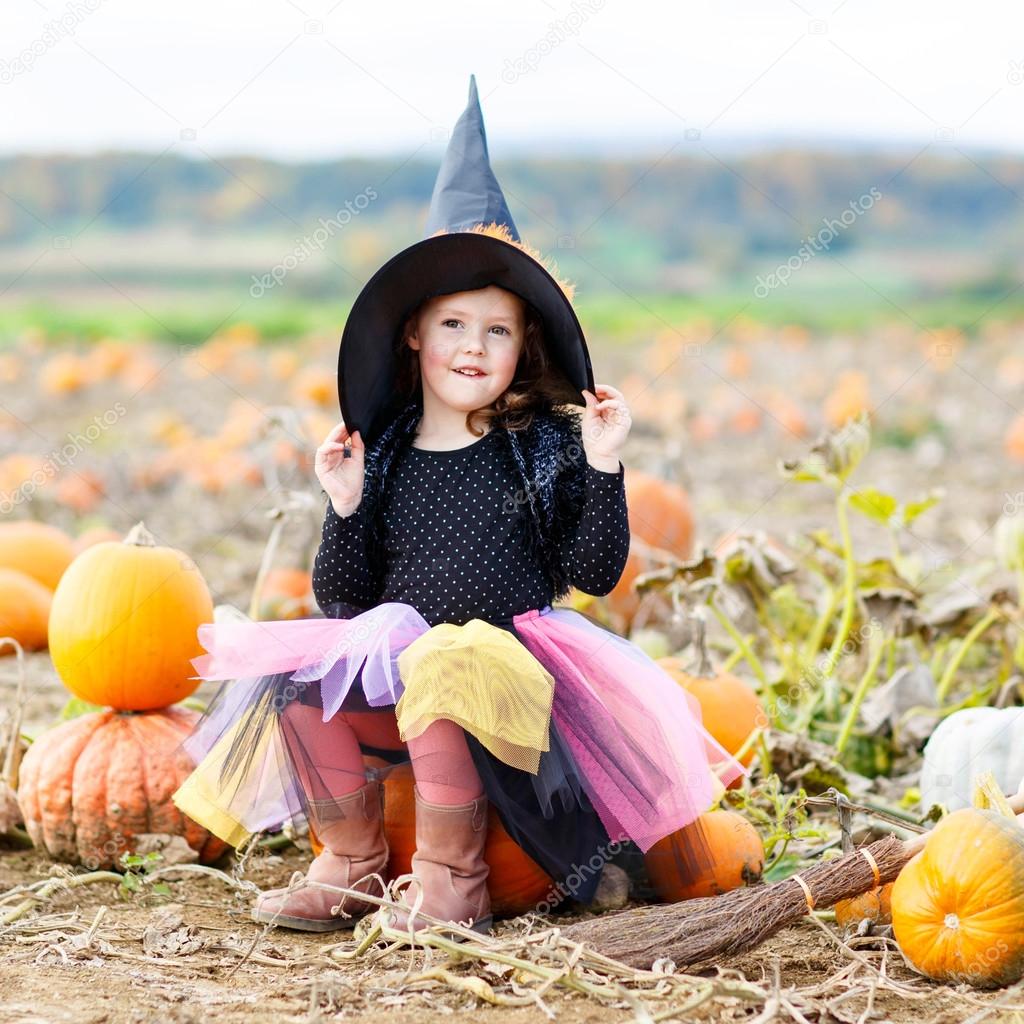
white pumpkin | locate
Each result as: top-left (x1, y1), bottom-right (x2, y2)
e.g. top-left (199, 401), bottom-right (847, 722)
top-left (920, 707), bottom-right (1024, 811)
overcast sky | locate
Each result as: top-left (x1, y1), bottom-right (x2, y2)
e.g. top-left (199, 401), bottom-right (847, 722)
top-left (2, 0), bottom-right (1023, 161)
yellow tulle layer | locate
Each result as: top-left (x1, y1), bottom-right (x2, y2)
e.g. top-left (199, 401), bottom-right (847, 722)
top-left (395, 618), bottom-right (555, 774)
top-left (172, 711), bottom-right (279, 848)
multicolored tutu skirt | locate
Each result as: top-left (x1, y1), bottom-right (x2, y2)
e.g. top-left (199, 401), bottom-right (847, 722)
top-left (171, 602), bottom-right (748, 904)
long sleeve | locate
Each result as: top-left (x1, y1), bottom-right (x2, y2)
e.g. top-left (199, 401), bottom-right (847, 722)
top-left (560, 460), bottom-right (631, 597)
top-left (311, 494), bottom-right (380, 617)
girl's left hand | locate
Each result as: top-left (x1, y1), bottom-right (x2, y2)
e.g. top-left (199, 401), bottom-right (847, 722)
top-left (581, 385), bottom-right (631, 462)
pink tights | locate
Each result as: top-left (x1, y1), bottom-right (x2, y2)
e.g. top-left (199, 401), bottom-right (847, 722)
top-left (279, 703), bottom-right (485, 806)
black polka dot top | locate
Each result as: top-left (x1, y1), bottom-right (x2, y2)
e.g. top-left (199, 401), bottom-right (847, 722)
top-left (311, 427), bottom-right (630, 628)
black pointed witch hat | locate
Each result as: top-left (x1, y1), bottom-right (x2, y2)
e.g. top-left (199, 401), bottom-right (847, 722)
top-left (337, 74), bottom-right (595, 446)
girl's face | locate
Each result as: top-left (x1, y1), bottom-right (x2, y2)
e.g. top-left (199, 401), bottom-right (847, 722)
top-left (406, 285), bottom-right (525, 415)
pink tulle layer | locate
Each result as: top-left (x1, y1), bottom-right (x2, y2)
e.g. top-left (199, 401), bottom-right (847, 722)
top-left (183, 602), bottom-right (749, 852)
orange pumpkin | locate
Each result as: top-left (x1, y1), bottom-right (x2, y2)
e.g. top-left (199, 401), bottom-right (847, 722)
top-left (658, 656), bottom-right (767, 784)
top-left (892, 808), bottom-right (1024, 988)
top-left (72, 526), bottom-right (123, 555)
top-left (0, 520), bottom-right (76, 590)
top-left (83, 338), bottom-right (132, 381)
top-left (599, 545), bottom-right (645, 629)
top-left (310, 763), bottom-right (554, 916)
top-left (39, 351), bottom-right (89, 395)
top-left (645, 809), bottom-right (764, 901)
top-left (1005, 414), bottom-right (1024, 464)
top-left (729, 405), bottom-right (762, 435)
top-left (823, 370), bottom-right (871, 429)
top-left (623, 469), bottom-right (694, 560)
top-left (291, 367), bottom-right (337, 408)
top-left (54, 470), bottom-right (106, 513)
top-left (0, 567), bottom-right (53, 652)
top-left (835, 882), bottom-right (893, 929)
top-left (268, 349), bottom-right (300, 382)
top-left (17, 707), bottom-right (228, 869)
top-left (48, 521), bottom-right (213, 710)
top-left (257, 567), bottom-right (315, 620)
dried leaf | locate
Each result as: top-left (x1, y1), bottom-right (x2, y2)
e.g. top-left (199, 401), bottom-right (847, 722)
top-left (142, 907), bottom-right (207, 957)
top-left (860, 663), bottom-right (938, 749)
top-left (134, 833), bottom-right (199, 866)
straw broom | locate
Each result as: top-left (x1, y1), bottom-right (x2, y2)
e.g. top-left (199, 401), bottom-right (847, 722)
top-left (562, 788), bottom-right (1024, 969)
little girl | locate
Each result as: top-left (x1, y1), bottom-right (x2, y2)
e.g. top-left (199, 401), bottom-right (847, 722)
top-left (172, 75), bottom-right (746, 937)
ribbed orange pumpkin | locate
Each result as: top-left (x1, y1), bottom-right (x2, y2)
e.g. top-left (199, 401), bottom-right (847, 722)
top-left (310, 763), bottom-right (554, 916)
top-left (48, 522), bottom-right (213, 710)
top-left (892, 808), bottom-right (1024, 988)
top-left (0, 567), bottom-right (53, 652)
top-left (17, 707), bottom-right (228, 869)
top-left (645, 809), bottom-right (764, 901)
top-left (0, 520), bottom-right (76, 590)
top-left (835, 882), bottom-right (893, 929)
top-left (623, 469), bottom-right (694, 560)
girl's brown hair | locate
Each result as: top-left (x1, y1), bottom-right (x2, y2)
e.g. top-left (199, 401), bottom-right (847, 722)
top-left (392, 289), bottom-right (581, 436)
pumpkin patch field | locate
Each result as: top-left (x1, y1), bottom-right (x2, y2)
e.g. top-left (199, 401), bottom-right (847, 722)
top-left (4, 316), bottom-right (1024, 1023)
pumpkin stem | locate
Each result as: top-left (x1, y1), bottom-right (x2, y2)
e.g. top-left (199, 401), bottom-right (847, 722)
top-left (691, 610), bottom-right (716, 679)
top-left (972, 770), bottom-right (1017, 818)
top-left (123, 521), bottom-right (157, 547)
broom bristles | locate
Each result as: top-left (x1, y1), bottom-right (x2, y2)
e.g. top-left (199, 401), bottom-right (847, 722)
top-left (562, 834), bottom-right (909, 968)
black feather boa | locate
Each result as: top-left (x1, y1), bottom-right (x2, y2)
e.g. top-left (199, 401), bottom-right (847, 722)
top-left (356, 399), bottom-right (589, 604)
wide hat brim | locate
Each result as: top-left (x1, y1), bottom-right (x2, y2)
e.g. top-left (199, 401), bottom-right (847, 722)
top-left (338, 232), bottom-right (595, 447)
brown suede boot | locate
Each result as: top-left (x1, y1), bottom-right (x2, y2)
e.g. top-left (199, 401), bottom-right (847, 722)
top-left (379, 785), bottom-right (493, 936)
top-left (252, 779), bottom-right (389, 932)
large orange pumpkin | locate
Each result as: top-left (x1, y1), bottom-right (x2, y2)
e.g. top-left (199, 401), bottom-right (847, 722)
top-left (0, 568), bottom-right (53, 653)
top-left (623, 469), bottom-right (694, 560)
top-left (17, 707), bottom-right (228, 869)
top-left (644, 809), bottom-right (764, 901)
top-left (310, 763), bottom-right (554, 916)
top-left (48, 521), bottom-right (214, 710)
top-left (0, 520), bottom-right (76, 590)
top-left (892, 808), bottom-right (1024, 988)
top-left (658, 656), bottom-right (768, 785)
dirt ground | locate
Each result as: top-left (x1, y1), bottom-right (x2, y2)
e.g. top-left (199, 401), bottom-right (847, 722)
top-left (3, 834), bottom-right (1024, 1024)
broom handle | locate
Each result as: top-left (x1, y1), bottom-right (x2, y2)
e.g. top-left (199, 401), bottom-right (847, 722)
top-left (899, 788), bottom-right (1024, 860)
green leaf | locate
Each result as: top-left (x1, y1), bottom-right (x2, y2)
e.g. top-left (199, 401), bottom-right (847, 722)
top-left (765, 584), bottom-right (817, 638)
top-left (779, 413), bottom-right (871, 488)
top-left (777, 456), bottom-right (831, 485)
top-left (807, 529), bottom-right (843, 558)
top-left (762, 851), bottom-right (805, 883)
top-left (901, 493), bottom-right (942, 526)
top-left (58, 696), bottom-right (105, 721)
top-left (848, 487), bottom-right (898, 524)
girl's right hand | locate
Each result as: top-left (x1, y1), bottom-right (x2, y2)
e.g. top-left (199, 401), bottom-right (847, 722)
top-left (315, 421), bottom-right (365, 517)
